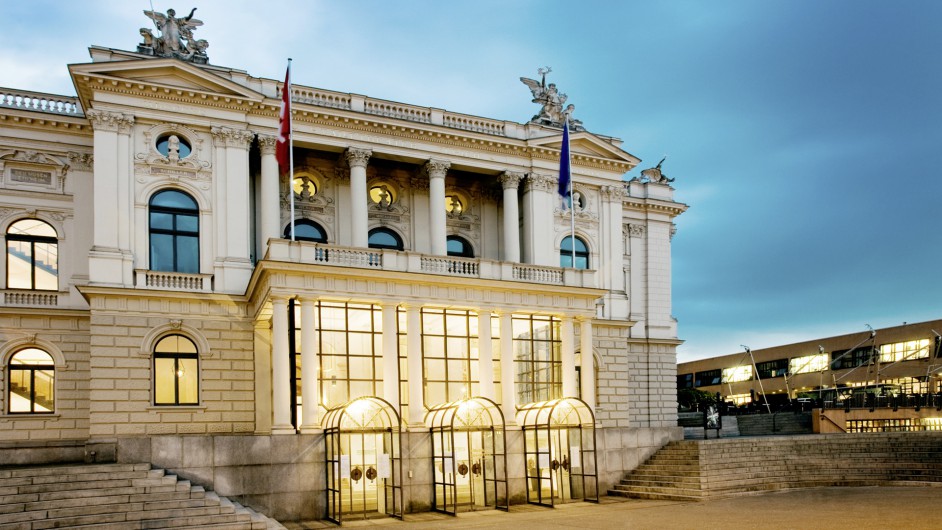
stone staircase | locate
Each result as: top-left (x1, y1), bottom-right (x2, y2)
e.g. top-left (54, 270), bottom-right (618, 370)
top-left (609, 432), bottom-right (942, 501)
top-left (0, 462), bottom-right (286, 529)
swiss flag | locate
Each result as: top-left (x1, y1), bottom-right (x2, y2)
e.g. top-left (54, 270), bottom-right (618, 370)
top-left (276, 64), bottom-right (291, 175)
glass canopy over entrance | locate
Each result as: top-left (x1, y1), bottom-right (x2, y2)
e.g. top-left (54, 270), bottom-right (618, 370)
top-left (324, 397), bottom-right (402, 524)
top-left (516, 397), bottom-right (598, 507)
top-left (426, 397), bottom-right (509, 515)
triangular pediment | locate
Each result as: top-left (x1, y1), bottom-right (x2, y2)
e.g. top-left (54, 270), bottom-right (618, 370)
top-left (529, 131), bottom-right (640, 166)
top-left (69, 57), bottom-right (264, 109)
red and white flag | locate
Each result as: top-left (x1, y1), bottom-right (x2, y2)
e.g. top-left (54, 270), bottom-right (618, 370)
top-left (276, 62), bottom-right (291, 175)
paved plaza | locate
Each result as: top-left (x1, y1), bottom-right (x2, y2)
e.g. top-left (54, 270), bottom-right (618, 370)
top-left (286, 485), bottom-right (942, 529)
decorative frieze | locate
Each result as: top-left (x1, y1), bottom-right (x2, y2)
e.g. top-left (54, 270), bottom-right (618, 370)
top-left (86, 109), bottom-right (135, 133)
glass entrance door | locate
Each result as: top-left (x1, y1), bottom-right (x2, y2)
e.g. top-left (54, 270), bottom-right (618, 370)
top-left (453, 430), bottom-right (487, 510)
top-left (339, 432), bottom-right (389, 518)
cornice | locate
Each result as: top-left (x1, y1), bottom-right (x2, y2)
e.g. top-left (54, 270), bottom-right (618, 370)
top-left (0, 112), bottom-right (91, 135)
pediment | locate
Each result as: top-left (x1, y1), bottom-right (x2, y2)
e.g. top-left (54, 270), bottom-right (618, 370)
top-left (69, 58), bottom-right (263, 105)
top-left (529, 131), bottom-right (640, 165)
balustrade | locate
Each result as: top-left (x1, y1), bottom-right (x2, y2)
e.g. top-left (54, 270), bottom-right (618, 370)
top-left (0, 89), bottom-right (82, 116)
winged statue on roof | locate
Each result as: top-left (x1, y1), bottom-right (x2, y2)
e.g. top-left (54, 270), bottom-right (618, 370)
top-left (139, 7), bottom-right (209, 64)
top-left (520, 67), bottom-right (583, 129)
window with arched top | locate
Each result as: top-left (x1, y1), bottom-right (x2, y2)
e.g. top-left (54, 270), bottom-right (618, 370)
top-left (6, 219), bottom-right (58, 291)
top-left (560, 236), bottom-right (589, 270)
top-left (368, 227), bottom-right (403, 251)
top-left (153, 334), bottom-right (199, 406)
top-left (149, 190), bottom-right (199, 273)
top-left (446, 235), bottom-right (474, 258)
top-left (8, 348), bottom-right (55, 414)
top-left (284, 219), bottom-right (327, 243)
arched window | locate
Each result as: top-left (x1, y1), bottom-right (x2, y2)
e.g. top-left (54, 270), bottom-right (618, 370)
top-left (368, 227), bottom-right (403, 251)
top-left (6, 219), bottom-right (58, 290)
top-left (560, 236), bottom-right (589, 270)
top-left (153, 335), bottom-right (199, 406)
top-left (149, 190), bottom-right (199, 273)
top-left (446, 236), bottom-right (474, 258)
top-left (284, 219), bottom-right (327, 243)
top-left (8, 348), bottom-right (55, 414)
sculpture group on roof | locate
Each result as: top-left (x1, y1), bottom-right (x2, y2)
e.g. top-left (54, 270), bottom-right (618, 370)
top-left (139, 7), bottom-right (209, 64)
top-left (520, 67), bottom-right (584, 130)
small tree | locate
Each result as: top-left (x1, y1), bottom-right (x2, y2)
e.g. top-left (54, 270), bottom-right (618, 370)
top-left (678, 388), bottom-right (717, 411)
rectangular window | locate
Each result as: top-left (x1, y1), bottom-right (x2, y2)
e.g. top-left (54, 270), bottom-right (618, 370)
top-left (789, 354), bottom-right (828, 374)
top-left (677, 373), bottom-right (693, 389)
top-left (755, 359), bottom-right (788, 379)
top-left (721, 365), bottom-right (752, 383)
top-left (422, 308), bottom-right (478, 407)
top-left (879, 339), bottom-right (931, 363)
top-left (830, 347), bottom-right (875, 370)
top-left (513, 314), bottom-right (561, 406)
top-left (694, 369), bottom-right (720, 388)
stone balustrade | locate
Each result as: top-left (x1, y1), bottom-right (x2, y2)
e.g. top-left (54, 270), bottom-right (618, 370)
top-left (134, 269), bottom-right (213, 292)
top-left (0, 88), bottom-right (83, 116)
top-left (2, 289), bottom-right (59, 306)
top-left (266, 239), bottom-right (595, 288)
top-left (363, 100), bottom-right (432, 123)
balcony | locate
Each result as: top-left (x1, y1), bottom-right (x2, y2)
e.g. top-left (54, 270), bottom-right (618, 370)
top-left (264, 239), bottom-right (597, 289)
top-left (0, 88), bottom-right (83, 116)
top-left (134, 270), bottom-right (213, 292)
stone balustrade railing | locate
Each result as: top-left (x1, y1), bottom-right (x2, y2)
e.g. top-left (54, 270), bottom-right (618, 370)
top-left (363, 100), bottom-right (432, 123)
top-left (288, 86), bottom-right (351, 110)
top-left (0, 88), bottom-right (83, 116)
top-left (135, 270), bottom-right (213, 292)
top-left (2, 290), bottom-right (59, 306)
top-left (266, 239), bottom-right (595, 288)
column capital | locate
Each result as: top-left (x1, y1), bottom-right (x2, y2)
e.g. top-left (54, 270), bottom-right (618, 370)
top-left (344, 147), bottom-right (372, 169)
top-left (524, 173), bottom-right (555, 193)
top-left (499, 171), bottom-right (524, 190)
top-left (296, 296), bottom-right (317, 306)
top-left (86, 109), bottom-right (135, 133)
top-left (270, 294), bottom-right (290, 304)
top-left (211, 126), bottom-right (254, 148)
top-left (257, 134), bottom-right (278, 155)
top-left (627, 223), bottom-right (646, 238)
top-left (424, 159), bottom-right (450, 178)
top-left (600, 184), bottom-right (626, 201)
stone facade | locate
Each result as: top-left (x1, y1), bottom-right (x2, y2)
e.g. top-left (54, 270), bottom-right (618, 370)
top-left (0, 20), bottom-right (686, 523)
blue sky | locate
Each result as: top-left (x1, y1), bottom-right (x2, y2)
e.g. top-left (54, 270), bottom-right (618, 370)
top-left (2, 1), bottom-right (940, 361)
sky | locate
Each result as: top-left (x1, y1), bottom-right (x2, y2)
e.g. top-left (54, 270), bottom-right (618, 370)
top-left (2, 1), bottom-right (940, 362)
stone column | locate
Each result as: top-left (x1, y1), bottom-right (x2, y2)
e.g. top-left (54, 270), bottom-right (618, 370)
top-left (426, 159), bottom-right (450, 255)
top-left (499, 172), bottom-right (523, 263)
top-left (253, 320), bottom-right (273, 434)
top-left (258, 134), bottom-right (281, 249)
top-left (522, 173), bottom-right (557, 266)
top-left (405, 305), bottom-right (424, 426)
top-left (579, 318), bottom-right (595, 409)
top-left (345, 148), bottom-right (372, 248)
top-left (561, 316), bottom-right (576, 397)
top-left (211, 126), bottom-right (256, 293)
top-left (382, 303), bottom-right (401, 411)
top-left (477, 309), bottom-right (495, 401)
top-left (270, 296), bottom-right (295, 434)
top-left (87, 110), bottom-right (135, 286)
top-left (499, 311), bottom-right (516, 424)
top-left (299, 297), bottom-right (319, 432)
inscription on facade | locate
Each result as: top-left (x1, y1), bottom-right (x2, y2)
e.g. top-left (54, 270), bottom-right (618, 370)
top-left (10, 169), bottom-right (53, 185)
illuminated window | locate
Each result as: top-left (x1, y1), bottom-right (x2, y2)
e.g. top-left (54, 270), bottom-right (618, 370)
top-left (284, 219), bottom-right (327, 243)
top-left (879, 339), bottom-right (931, 363)
top-left (368, 227), bottom-right (403, 251)
top-left (721, 365), bottom-right (752, 383)
top-left (513, 314), bottom-right (561, 405)
top-left (446, 236), bottom-right (473, 258)
top-left (560, 236), bottom-right (589, 269)
top-left (7, 348), bottom-right (55, 414)
top-left (6, 219), bottom-right (58, 291)
top-left (422, 308), bottom-right (479, 407)
top-left (154, 335), bottom-right (199, 406)
top-left (789, 354), bottom-right (829, 374)
top-left (149, 190), bottom-right (199, 273)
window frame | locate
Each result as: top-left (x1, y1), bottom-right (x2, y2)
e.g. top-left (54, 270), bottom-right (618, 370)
top-left (5, 219), bottom-right (58, 291)
top-left (153, 334), bottom-right (200, 406)
top-left (7, 348), bottom-right (55, 414)
top-left (446, 235), bottom-right (474, 258)
top-left (560, 235), bottom-right (589, 270)
top-left (148, 189), bottom-right (200, 273)
top-left (285, 219), bottom-right (327, 243)
top-left (368, 227), bottom-right (404, 251)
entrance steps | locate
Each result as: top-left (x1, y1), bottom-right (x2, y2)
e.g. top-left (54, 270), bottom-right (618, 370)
top-left (608, 432), bottom-right (942, 501)
top-left (0, 462), bottom-right (285, 529)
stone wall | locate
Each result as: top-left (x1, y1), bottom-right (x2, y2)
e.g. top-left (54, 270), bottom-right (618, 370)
top-left (0, 312), bottom-right (90, 441)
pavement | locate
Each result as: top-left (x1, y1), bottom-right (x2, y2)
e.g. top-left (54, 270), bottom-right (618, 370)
top-left (283, 485), bottom-right (942, 529)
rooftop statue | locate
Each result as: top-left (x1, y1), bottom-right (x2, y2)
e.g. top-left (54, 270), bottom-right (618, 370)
top-left (139, 7), bottom-right (209, 64)
top-left (520, 67), bottom-right (584, 130)
top-left (638, 156), bottom-right (675, 184)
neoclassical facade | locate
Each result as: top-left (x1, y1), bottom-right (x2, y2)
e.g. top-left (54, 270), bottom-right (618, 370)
top-left (0, 17), bottom-right (686, 523)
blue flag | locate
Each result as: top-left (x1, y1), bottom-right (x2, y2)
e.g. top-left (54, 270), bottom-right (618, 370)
top-left (557, 120), bottom-right (571, 199)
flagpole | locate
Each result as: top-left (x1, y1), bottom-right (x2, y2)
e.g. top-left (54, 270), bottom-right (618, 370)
top-left (286, 58), bottom-right (295, 241)
top-left (565, 118), bottom-right (575, 268)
